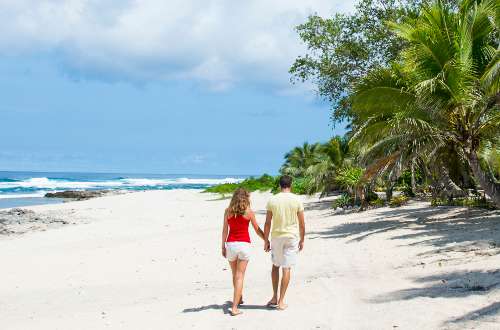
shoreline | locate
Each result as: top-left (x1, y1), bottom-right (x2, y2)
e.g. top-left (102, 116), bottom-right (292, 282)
top-left (1, 190), bottom-right (499, 329)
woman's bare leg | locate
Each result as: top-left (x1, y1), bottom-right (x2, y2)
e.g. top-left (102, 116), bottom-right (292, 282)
top-left (229, 260), bottom-right (243, 305)
top-left (231, 259), bottom-right (248, 315)
top-left (229, 259), bottom-right (237, 294)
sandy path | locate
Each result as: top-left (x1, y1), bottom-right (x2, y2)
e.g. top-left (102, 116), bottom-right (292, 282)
top-left (1, 190), bottom-right (499, 329)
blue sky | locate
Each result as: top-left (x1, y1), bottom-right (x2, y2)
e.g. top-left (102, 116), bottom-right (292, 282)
top-left (0, 1), bottom-right (353, 175)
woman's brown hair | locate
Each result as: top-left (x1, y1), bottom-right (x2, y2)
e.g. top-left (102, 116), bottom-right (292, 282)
top-left (228, 187), bottom-right (250, 216)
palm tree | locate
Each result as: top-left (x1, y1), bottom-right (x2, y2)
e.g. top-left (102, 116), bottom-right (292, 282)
top-left (335, 166), bottom-right (367, 206)
top-left (350, 0), bottom-right (500, 206)
top-left (280, 142), bottom-right (323, 176)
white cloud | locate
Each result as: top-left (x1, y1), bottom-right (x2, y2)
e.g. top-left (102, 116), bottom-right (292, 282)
top-left (0, 0), bottom-right (356, 89)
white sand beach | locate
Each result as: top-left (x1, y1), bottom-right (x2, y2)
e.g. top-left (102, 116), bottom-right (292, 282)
top-left (1, 190), bottom-right (500, 329)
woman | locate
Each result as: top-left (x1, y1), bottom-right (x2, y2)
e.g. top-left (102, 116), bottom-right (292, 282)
top-left (221, 188), bottom-right (264, 316)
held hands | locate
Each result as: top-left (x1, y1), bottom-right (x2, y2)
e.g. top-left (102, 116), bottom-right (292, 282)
top-left (264, 240), bottom-right (271, 252)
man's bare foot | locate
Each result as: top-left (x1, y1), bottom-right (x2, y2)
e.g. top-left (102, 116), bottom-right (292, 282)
top-left (266, 298), bottom-right (278, 307)
top-left (230, 308), bottom-right (243, 316)
top-left (277, 303), bottom-right (288, 311)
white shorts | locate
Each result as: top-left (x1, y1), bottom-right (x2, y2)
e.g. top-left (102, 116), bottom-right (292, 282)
top-left (271, 237), bottom-right (299, 268)
top-left (226, 242), bottom-right (251, 262)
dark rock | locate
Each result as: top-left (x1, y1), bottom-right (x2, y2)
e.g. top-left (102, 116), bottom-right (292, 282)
top-left (45, 190), bottom-right (110, 200)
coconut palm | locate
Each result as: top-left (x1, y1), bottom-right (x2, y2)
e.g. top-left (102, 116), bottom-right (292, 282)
top-left (350, 0), bottom-right (500, 206)
top-left (335, 166), bottom-right (367, 206)
top-left (280, 142), bottom-right (323, 176)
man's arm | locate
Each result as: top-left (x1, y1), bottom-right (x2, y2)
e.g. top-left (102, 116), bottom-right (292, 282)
top-left (298, 210), bottom-right (305, 251)
top-left (264, 210), bottom-right (273, 252)
top-left (249, 210), bottom-right (265, 240)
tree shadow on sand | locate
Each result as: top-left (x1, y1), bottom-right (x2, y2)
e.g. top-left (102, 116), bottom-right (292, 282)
top-left (370, 270), bottom-right (500, 327)
top-left (372, 270), bottom-right (500, 303)
top-left (447, 301), bottom-right (500, 325)
top-left (310, 202), bottom-right (500, 327)
top-left (308, 203), bottom-right (500, 250)
top-left (182, 301), bottom-right (273, 314)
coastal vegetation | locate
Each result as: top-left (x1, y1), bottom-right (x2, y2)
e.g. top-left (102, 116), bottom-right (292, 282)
top-left (208, 0), bottom-right (499, 210)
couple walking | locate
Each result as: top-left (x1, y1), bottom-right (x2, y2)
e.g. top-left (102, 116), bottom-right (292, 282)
top-left (221, 175), bottom-right (305, 316)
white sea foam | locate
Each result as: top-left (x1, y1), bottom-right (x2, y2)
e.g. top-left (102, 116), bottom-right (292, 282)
top-left (0, 192), bottom-right (48, 199)
top-left (0, 177), bottom-right (244, 191)
top-left (122, 178), bottom-right (242, 186)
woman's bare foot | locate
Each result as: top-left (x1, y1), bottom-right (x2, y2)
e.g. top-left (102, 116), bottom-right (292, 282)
top-left (230, 308), bottom-right (243, 316)
top-left (238, 296), bottom-right (244, 305)
top-left (277, 303), bottom-right (288, 311)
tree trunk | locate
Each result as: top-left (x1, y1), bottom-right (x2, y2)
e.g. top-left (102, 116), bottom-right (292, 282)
top-left (438, 165), bottom-right (466, 198)
top-left (386, 184), bottom-right (394, 201)
top-left (466, 150), bottom-right (500, 208)
top-left (410, 159), bottom-right (417, 194)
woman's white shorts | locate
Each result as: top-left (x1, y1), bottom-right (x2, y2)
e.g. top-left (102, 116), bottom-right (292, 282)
top-left (226, 242), bottom-right (251, 262)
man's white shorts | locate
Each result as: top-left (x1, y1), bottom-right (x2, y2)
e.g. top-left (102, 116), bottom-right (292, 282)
top-left (226, 242), bottom-right (251, 262)
top-left (271, 237), bottom-right (299, 268)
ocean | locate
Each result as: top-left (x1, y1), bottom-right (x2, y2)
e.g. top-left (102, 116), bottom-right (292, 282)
top-left (0, 171), bottom-right (245, 209)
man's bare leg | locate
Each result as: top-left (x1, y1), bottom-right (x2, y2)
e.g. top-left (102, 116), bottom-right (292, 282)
top-left (267, 265), bottom-right (280, 306)
top-left (277, 267), bottom-right (291, 310)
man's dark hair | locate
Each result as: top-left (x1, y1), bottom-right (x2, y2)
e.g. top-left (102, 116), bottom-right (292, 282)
top-left (279, 175), bottom-right (293, 189)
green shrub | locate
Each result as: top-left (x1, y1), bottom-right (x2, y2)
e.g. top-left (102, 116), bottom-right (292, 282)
top-left (333, 193), bottom-right (353, 209)
top-left (389, 195), bottom-right (409, 207)
top-left (291, 177), bottom-right (309, 195)
top-left (365, 190), bottom-right (379, 202)
top-left (204, 174), bottom-right (278, 195)
top-left (431, 197), bottom-right (495, 209)
top-left (369, 198), bottom-right (385, 207)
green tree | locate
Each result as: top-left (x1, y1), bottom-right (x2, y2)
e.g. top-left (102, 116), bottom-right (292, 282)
top-left (281, 142), bottom-right (323, 176)
top-left (281, 137), bottom-right (353, 196)
top-left (335, 166), bottom-right (367, 205)
top-left (290, 0), bottom-right (425, 123)
top-left (350, 0), bottom-right (500, 206)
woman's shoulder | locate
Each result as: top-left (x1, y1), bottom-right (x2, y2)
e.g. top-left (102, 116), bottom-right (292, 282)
top-left (244, 208), bottom-right (255, 218)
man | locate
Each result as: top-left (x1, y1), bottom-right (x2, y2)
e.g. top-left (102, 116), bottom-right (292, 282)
top-left (264, 175), bottom-right (305, 310)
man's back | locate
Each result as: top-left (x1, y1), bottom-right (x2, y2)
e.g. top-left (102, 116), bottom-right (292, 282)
top-left (266, 192), bottom-right (304, 239)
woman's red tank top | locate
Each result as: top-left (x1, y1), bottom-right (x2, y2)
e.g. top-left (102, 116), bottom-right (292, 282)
top-left (226, 214), bottom-right (251, 243)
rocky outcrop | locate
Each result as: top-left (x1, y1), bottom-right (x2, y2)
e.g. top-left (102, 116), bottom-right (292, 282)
top-left (45, 190), bottom-right (111, 200)
top-left (0, 208), bottom-right (71, 236)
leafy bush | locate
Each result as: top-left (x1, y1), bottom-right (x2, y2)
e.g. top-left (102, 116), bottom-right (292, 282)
top-left (204, 174), bottom-right (278, 195)
top-left (291, 177), bottom-right (309, 195)
top-left (389, 195), bottom-right (409, 207)
top-left (431, 197), bottom-right (495, 209)
top-left (365, 190), bottom-right (379, 202)
top-left (369, 198), bottom-right (385, 207)
top-left (333, 193), bottom-right (353, 209)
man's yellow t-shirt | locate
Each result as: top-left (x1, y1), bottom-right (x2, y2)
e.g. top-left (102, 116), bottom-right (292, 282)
top-left (266, 192), bottom-right (304, 239)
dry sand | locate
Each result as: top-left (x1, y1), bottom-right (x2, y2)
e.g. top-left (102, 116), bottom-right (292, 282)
top-left (1, 190), bottom-right (500, 329)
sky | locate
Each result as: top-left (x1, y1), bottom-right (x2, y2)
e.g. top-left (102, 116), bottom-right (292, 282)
top-left (0, 0), bottom-right (355, 175)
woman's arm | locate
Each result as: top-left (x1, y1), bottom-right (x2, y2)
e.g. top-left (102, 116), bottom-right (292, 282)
top-left (248, 210), bottom-right (265, 240)
top-left (221, 209), bottom-right (229, 257)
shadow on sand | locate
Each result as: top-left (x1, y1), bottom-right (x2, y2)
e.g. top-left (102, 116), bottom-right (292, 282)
top-left (371, 269), bottom-right (500, 327)
top-left (448, 301), bottom-right (500, 325)
top-left (182, 301), bottom-right (273, 314)
top-left (372, 270), bottom-right (500, 303)
top-left (309, 203), bottom-right (500, 250)
top-left (309, 202), bottom-right (500, 326)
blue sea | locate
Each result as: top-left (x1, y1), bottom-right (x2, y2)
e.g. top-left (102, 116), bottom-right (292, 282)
top-left (0, 171), bottom-right (245, 209)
